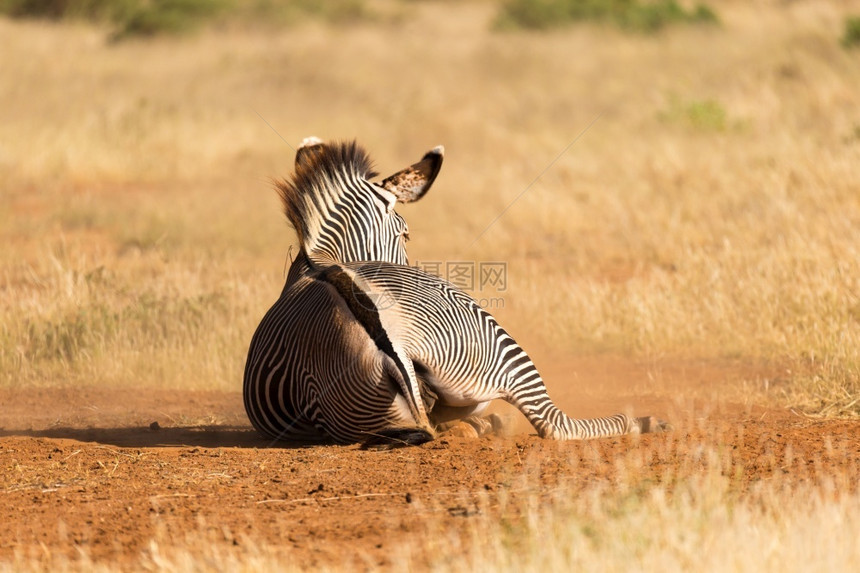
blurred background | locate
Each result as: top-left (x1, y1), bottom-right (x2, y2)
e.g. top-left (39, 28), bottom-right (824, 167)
top-left (1, 0), bottom-right (858, 416)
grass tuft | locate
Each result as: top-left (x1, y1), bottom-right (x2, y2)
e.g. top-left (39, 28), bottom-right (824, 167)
top-left (660, 96), bottom-right (730, 132)
top-left (843, 15), bottom-right (860, 48)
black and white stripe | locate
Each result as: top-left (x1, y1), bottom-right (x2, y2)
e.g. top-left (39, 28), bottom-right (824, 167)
top-left (243, 139), bottom-right (661, 444)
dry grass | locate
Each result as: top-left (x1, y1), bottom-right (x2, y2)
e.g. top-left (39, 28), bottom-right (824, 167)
top-left (12, 490), bottom-right (860, 572)
top-left (2, 1), bottom-right (858, 412)
top-left (4, 443), bottom-right (859, 572)
top-left (404, 472), bottom-right (860, 572)
top-left (3, 4), bottom-right (859, 568)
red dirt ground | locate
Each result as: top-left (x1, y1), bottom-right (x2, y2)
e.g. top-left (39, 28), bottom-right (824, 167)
top-left (2, 357), bottom-right (858, 569)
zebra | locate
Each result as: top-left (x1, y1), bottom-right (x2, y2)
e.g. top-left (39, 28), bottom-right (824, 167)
top-left (243, 138), bottom-right (667, 446)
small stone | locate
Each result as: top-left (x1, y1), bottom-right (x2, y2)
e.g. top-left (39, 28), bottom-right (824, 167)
top-left (149, 421), bottom-right (161, 431)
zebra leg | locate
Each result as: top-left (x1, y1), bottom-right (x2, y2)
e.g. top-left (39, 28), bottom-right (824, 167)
top-left (350, 357), bottom-right (438, 449)
top-left (430, 401), bottom-right (489, 427)
top-left (418, 368), bottom-right (504, 438)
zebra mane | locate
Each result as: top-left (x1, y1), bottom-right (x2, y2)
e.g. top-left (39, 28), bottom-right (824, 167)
top-left (276, 140), bottom-right (379, 251)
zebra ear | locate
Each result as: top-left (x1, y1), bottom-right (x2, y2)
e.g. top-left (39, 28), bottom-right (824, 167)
top-left (295, 136), bottom-right (325, 168)
top-left (380, 145), bottom-right (444, 203)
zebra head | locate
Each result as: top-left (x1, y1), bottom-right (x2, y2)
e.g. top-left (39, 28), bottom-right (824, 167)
top-left (277, 138), bottom-right (443, 267)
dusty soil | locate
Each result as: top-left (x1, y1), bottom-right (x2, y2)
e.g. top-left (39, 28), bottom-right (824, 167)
top-left (2, 357), bottom-right (858, 569)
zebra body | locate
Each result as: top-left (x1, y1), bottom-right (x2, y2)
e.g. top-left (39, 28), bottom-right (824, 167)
top-left (243, 139), bottom-right (664, 444)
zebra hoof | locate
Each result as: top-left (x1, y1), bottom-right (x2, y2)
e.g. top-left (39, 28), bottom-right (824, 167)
top-left (442, 422), bottom-right (480, 439)
top-left (635, 416), bottom-right (671, 434)
top-left (439, 415), bottom-right (508, 439)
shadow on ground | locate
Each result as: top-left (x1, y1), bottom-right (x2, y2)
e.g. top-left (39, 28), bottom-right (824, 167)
top-left (0, 425), bottom-right (325, 449)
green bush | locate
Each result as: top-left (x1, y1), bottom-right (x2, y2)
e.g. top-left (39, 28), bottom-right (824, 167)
top-left (496, 0), bottom-right (718, 33)
top-left (113, 0), bottom-right (230, 39)
top-left (243, 0), bottom-right (373, 26)
top-left (0, 0), bottom-right (123, 20)
top-left (843, 16), bottom-right (860, 48)
top-left (0, 0), bottom-right (374, 38)
top-left (0, 0), bottom-right (228, 36)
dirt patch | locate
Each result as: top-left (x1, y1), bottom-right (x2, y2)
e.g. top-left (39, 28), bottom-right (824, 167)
top-left (1, 357), bottom-right (857, 569)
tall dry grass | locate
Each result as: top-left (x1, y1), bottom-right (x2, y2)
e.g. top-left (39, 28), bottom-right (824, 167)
top-left (1, 1), bottom-right (859, 414)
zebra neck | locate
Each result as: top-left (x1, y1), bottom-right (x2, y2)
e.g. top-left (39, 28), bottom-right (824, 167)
top-left (300, 233), bottom-right (357, 268)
